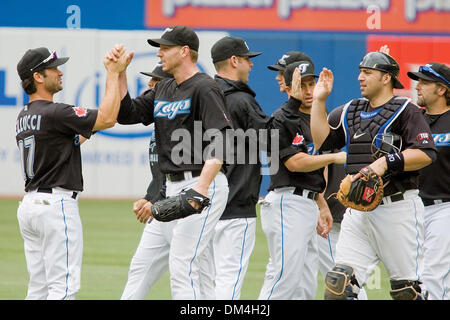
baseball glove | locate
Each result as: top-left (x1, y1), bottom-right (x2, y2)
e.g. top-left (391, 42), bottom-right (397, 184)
top-left (336, 166), bottom-right (384, 212)
top-left (151, 188), bottom-right (210, 222)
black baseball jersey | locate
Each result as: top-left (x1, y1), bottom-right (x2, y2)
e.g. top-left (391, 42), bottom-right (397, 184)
top-left (214, 75), bottom-right (271, 220)
top-left (144, 130), bottom-right (166, 203)
top-left (322, 96), bottom-right (437, 196)
top-left (419, 109), bottom-right (450, 201)
top-left (268, 97), bottom-right (326, 193)
top-left (117, 72), bottom-right (232, 173)
top-left (15, 100), bottom-right (98, 192)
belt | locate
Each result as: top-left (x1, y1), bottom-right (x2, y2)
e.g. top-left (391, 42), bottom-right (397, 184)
top-left (293, 187), bottom-right (319, 201)
top-left (166, 170), bottom-right (202, 182)
top-left (380, 192), bottom-right (404, 205)
top-left (422, 199), bottom-right (450, 207)
top-left (37, 187), bottom-right (78, 200)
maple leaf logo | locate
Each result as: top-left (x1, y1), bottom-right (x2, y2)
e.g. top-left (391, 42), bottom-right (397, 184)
top-left (73, 106), bottom-right (87, 117)
top-left (292, 133), bottom-right (304, 145)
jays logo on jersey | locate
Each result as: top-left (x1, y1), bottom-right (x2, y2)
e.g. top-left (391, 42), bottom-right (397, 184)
top-left (154, 99), bottom-right (191, 120)
top-left (433, 133), bottom-right (450, 146)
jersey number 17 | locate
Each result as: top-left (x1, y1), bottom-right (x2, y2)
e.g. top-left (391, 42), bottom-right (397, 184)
top-left (18, 135), bottom-right (36, 180)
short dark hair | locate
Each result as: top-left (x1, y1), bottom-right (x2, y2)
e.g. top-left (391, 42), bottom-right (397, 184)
top-left (21, 70), bottom-right (46, 95)
top-left (190, 49), bottom-right (198, 63)
top-left (444, 85), bottom-right (450, 106)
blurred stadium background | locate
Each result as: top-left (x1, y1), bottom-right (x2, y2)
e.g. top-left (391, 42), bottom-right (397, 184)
top-left (0, 0), bottom-right (449, 300)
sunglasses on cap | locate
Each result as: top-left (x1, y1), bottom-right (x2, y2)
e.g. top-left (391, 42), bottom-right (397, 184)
top-left (30, 51), bottom-right (57, 72)
top-left (419, 65), bottom-right (450, 86)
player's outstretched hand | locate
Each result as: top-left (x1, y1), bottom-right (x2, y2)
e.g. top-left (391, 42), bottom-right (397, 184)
top-left (379, 44), bottom-right (390, 55)
top-left (104, 44), bottom-right (134, 73)
top-left (313, 68), bottom-right (334, 102)
top-left (289, 67), bottom-right (303, 101)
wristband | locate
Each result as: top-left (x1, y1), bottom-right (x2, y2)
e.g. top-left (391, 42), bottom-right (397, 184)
top-left (385, 152), bottom-right (404, 175)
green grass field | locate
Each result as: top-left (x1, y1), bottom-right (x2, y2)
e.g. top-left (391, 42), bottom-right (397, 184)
top-left (0, 198), bottom-right (391, 300)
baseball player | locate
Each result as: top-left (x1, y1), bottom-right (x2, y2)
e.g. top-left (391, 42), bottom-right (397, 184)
top-left (210, 36), bottom-right (269, 300)
top-left (258, 61), bottom-right (346, 300)
top-left (407, 63), bottom-right (450, 300)
top-left (267, 51), bottom-right (313, 94)
top-left (121, 64), bottom-right (172, 299)
top-left (310, 48), bottom-right (437, 300)
top-left (110, 25), bottom-right (232, 300)
top-left (140, 62), bottom-right (173, 90)
top-left (265, 52), bottom-right (334, 299)
top-left (15, 46), bottom-right (131, 299)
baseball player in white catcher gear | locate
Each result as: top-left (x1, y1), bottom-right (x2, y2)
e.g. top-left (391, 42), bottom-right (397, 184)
top-left (408, 62), bottom-right (450, 300)
top-left (311, 47), bottom-right (437, 300)
top-left (15, 46), bottom-right (131, 299)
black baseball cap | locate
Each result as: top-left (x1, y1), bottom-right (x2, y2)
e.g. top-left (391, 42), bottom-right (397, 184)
top-left (17, 47), bottom-right (69, 80)
top-left (211, 36), bottom-right (261, 64)
top-left (359, 51), bottom-right (404, 89)
top-left (147, 25), bottom-right (199, 52)
top-left (140, 62), bottom-right (173, 79)
top-left (267, 51), bottom-right (312, 71)
top-left (284, 61), bottom-right (318, 87)
top-left (407, 62), bottom-right (450, 86)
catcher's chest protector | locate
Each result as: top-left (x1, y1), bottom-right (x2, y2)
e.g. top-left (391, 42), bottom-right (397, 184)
top-left (344, 97), bottom-right (410, 174)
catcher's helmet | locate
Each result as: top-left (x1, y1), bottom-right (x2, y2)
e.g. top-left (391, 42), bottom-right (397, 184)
top-left (371, 132), bottom-right (402, 160)
top-left (359, 52), bottom-right (404, 89)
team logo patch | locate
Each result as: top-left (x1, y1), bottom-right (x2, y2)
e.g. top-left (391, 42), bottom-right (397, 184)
top-left (297, 63), bottom-right (309, 74)
top-left (292, 133), bottom-right (304, 145)
top-left (433, 133), bottom-right (450, 146)
top-left (362, 186), bottom-right (375, 203)
top-left (73, 106), bottom-right (87, 117)
top-left (307, 143), bottom-right (317, 155)
top-left (416, 132), bottom-right (431, 144)
top-left (154, 99), bottom-right (191, 120)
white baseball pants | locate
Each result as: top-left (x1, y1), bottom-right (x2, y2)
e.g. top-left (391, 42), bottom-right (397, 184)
top-left (258, 187), bottom-right (319, 300)
top-left (17, 188), bottom-right (82, 300)
top-left (213, 217), bottom-right (256, 300)
top-left (121, 172), bottom-right (228, 300)
top-left (335, 190), bottom-right (425, 288)
top-left (422, 202), bottom-right (450, 300)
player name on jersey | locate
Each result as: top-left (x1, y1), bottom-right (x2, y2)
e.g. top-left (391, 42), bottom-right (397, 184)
top-left (16, 114), bottom-right (42, 135)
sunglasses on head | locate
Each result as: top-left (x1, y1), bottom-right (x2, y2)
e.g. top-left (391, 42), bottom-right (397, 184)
top-left (278, 58), bottom-right (287, 67)
top-left (30, 51), bottom-right (57, 72)
top-left (419, 65), bottom-right (450, 86)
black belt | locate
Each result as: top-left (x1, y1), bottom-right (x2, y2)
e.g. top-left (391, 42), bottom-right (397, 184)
top-left (293, 187), bottom-right (319, 201)
top-left (166, 170), bottom-right (202, 182)
top-left (422, 199), bottom-right (450, 207)
top-left (380, 192), bottom-right (404, 205)
top-left (37, 187), bottom-right (78, 200)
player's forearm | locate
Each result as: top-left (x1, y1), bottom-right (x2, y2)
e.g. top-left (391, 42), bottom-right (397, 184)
top-left (403, 149), bottom-right (432, 171)
top-left (119, 71), bottom-right (128, 99)
top-left (194, 158), bottom-right (223, 196)
top-left (285, 152), bottom-right (338, 173)
top-left (369, 148), bottom-right (433, 177)
top-left (311, 98), bottom-right (330, 150)
top-left (93, 71), bottom-right (120, 131)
